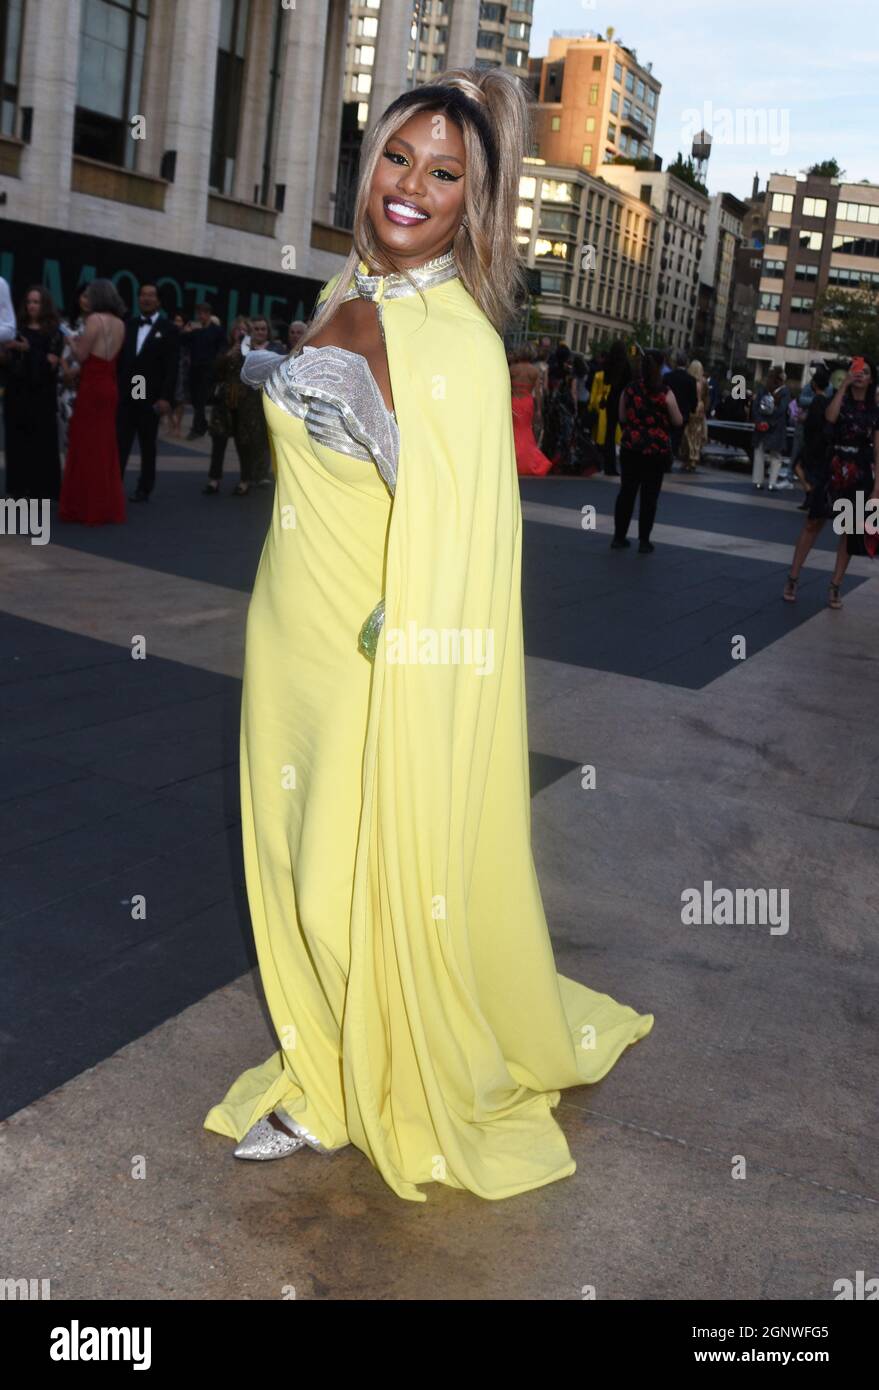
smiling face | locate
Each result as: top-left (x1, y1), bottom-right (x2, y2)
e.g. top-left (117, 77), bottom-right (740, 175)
top-left (366, 108), bottom-right (467, 270)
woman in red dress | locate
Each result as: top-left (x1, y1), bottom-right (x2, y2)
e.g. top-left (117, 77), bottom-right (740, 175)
top-left (508, 343), bottom-right (553, 476)
top-left (59, 279), bottom-right (127, 526)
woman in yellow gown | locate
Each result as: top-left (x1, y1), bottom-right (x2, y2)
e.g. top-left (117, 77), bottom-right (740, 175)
top-left (203, 69), bottom-right (653, 1202)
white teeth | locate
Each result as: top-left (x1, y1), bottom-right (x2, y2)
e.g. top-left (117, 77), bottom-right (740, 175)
top-left (387, 201), bottom-right (427, 219)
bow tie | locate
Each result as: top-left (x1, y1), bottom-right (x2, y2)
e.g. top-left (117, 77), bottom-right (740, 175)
top-left (137, 316), bottom-right (156, 328)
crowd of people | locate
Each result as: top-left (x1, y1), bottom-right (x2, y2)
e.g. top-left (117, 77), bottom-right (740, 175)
top-left (506, 335), bottom-right (879, 577)
top-left (1, 275), bottom-right (876, 587)
top-left (0, 274), bottom-right (306, 524)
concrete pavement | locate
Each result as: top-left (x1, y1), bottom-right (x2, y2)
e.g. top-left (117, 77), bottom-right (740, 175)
top-left (1, 442), bottom-right (876, 1299)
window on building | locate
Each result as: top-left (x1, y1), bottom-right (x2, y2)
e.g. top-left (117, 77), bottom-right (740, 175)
top-left (74, 0), bottom-right (152, 169)
top-left (759, 292), bottom-right (781, 310)
top-left (828, 265), bottom-right (879, 288)
top-left (798, 229), bottom-right (823, 251)
top-left (837, 200), bottom-right (879, 225)
top-left (623, 97), bottom-right (632, 117)
top-left (607, 122), bottom-right (616, 142)
top-left (785, 328), bottom-right (809, 347)
top-left (766, 225), bottom-right (790, 245)
top-left (582, 145), bottom-right (593, 165)
top-left (636, 79), bottom-right (645, 99)
top-left (770, 192), bottom-right (794, 213)
top-left (832, 232), bottom-right (879, 257)
top-left (610, 90), bottom-right (619, 114)
top-left (0, 0), bottom-right (25, 138)
top-left (801, 196), bottom-right (827, 219)
top-left (763, 259), bottom-right (785, 276)
top-left (755, 324), bottom-right (776, 342)
top-left (647, 88), bottom-right (656, 108)
top-left (790, 296), bottom-right (814, 313)
top-left (794, 262), bottom-right (819, 280)
top-left (614, 61), bottom-right (622, 82)
top-left (551, 115), bottom-right (560, 131)
top-left (588, 84), bottom-right (598, 104)
top-left (592, 55), bottom-right (601, 70)
top-left (207, 0), bottom-right (251, 193)
top-left (625, 70), bottom-right (634, 92)
top-left (505, 47), bottom-right (526, 67)
top-left (585, 116), bottom-right (595, 132)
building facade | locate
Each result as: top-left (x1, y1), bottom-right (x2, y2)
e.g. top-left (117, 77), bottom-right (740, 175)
top-left (516, 158), bottom-right (658, 351)
top-left (0, 0), bottom-right (360, 325)
top-left (599, 165), bottom-right (709, 354)
top-left (748, 171), bottom-right (879, 379)
top-left (529, 31), bottom-right (660, 178)
top-left (698, 190), bottom-right (746, 369)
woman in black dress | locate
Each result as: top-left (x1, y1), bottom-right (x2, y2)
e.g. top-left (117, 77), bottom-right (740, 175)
top-left (783, 358), bottom-right (879, 609)
top-left (1, 286), bottom-right (64, 500)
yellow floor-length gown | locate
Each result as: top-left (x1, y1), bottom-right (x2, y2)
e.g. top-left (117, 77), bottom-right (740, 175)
top-left (204, 251), bottom-right (653, 1201)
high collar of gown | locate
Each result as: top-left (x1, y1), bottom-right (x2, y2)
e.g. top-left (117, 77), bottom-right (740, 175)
top-left (347, 247), bottom-right (459, 304)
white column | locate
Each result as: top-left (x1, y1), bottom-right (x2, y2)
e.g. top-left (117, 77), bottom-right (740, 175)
top-left (271, 0), bottom-right (332, 276)
top-left (367, 0), bottom-right (411, 133)
top-left (444, 0), bottom-right (479, 72)
top-left (312, 0), bottom-right (347, 226)
top-left (16, 0), bottom-right (82, 229)
top-left (232, 0), bottom-right (274, 204)
top-left (161, 0), bottom-right (222, 259)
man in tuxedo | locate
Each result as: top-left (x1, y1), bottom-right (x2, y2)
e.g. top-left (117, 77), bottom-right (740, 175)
top-left (117, 283), bottom-right (179, 501)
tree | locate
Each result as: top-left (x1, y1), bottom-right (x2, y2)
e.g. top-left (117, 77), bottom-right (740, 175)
top-left (667, 153), bottom-right (708, 195)
top-left (806, 158), bottom-right (845, 179)
top-left (813, 284), bottom-right (879, 361)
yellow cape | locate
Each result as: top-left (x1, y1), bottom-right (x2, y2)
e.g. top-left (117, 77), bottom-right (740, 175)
top-left (204, 262), bottom-right (653, 1201)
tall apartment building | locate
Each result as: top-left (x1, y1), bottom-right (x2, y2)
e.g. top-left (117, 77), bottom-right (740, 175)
top-left (516, 158), bottom-right (658, 351)
top-left (529, 31), bottom-right (660, 177)
top-left (599, 166), bottom-right (709, 354)
top-left (698, 191), bottom-right (746, 367)
top-left (749, 171), bottom-right (879, 379)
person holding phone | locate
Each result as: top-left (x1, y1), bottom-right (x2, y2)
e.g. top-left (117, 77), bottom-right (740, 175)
top-left (782, 356), bottom-right (879, 607)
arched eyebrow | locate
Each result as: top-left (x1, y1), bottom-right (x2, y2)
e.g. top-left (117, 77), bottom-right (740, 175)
top-left (389, 135), bottom-right (464, 168)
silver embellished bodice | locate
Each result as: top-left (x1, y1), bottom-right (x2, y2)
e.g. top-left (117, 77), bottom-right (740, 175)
top-left (240, 345), bottom-right (399, 495)
top-left (240, 247), bottom-right (459, 661)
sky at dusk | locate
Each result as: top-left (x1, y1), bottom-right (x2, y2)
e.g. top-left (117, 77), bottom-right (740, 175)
top-left (530, 0), bottom-right (879, 199)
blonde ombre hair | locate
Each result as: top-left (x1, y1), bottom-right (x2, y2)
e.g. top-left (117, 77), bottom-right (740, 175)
top-left (296, 68), bottom-right (530, 349)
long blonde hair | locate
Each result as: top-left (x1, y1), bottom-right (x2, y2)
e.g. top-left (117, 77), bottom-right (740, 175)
top-left (297, 68), bottom-right (530, 350)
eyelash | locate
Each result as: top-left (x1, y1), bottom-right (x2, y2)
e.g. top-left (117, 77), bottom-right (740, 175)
top-left (383, 148), bottom-right (461, 182)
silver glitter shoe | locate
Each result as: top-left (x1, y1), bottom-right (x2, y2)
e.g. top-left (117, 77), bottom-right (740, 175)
top-left (233, 1115), bottom-right (309, 1161)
